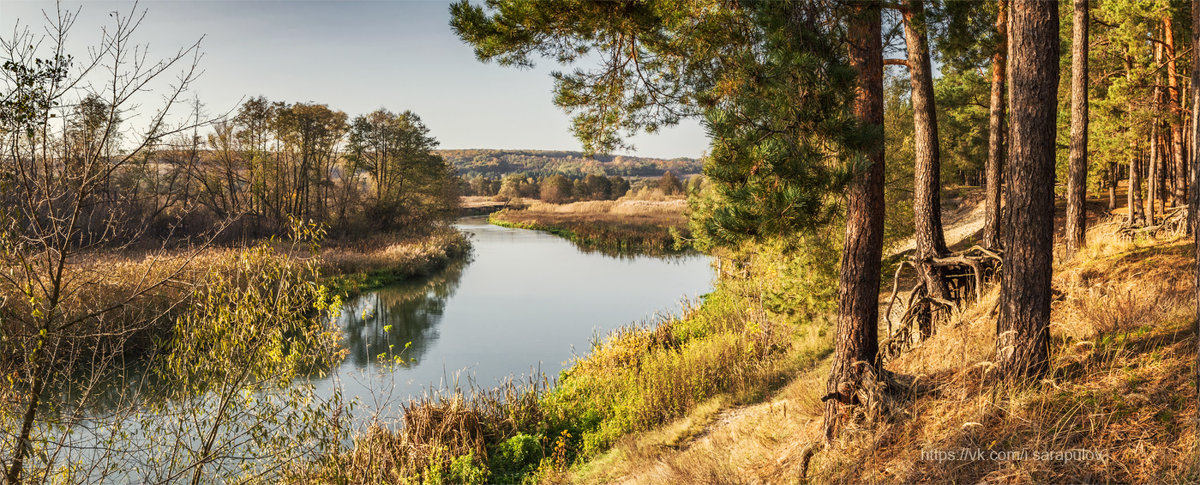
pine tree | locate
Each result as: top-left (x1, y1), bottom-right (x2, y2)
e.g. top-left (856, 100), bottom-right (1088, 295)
top-left (1065, 0), bottom-right (1090, 255)
top-left (984, 0), bottom-right (1008, 250)
top-left (996, 0), bottom-right (1059, 379)
top-left (823, 0), bottom-right (885, 440)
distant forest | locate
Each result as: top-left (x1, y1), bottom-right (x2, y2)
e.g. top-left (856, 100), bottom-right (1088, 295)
top-left (437, 148), bottom-right (703, 178)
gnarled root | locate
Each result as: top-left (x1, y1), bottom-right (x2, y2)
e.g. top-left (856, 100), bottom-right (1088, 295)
top-left (821, 362), bottom-right (914, 436)
top-left (1115, 205), bottom-right (1188, 240)
top-left (882, 246), bottom-right (1002, 359)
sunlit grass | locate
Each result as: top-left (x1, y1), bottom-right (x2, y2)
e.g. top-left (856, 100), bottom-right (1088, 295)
top-left (489, 197), bottom-right (690, 255)
top-left (594, 221), bottom-right (1199, 484)
top-left (0, 228), bottom-right (470, 367)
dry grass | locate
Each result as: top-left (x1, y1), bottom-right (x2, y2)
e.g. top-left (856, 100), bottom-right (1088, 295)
top-left (318, 226), bottom-right (470, 279)
top-left (0, 228), bottom-right (469, 367)
top-left (586, 224), bottom-right (1199, 484)
top-left (293, 379), bottom-right (548, 484)
top-left (0, 247), bottom-right (260, 363)
top-left (490, 197), bottom-right (689, 254)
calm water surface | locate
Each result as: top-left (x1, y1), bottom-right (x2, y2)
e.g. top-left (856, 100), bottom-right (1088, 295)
top-left (317, 217), bottom-right (713, 417)
top-left (50, 217), bottom-right (711, 480)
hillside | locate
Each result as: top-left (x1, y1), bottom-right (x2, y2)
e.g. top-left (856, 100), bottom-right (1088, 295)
top-left (573, 199), bottom-right (1199, 484)
top-left (437, 149), bottom-right (702, 178)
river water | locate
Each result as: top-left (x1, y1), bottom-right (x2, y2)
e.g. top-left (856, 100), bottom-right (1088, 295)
top-left (35, 217), bottom-right (712, 481)
top-left (315, 216), bottom-right (714, 419)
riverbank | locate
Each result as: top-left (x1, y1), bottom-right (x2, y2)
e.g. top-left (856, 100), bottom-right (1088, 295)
top-left (320, 226), bottom-right (471, 298)
top-left (458, 195), bottom-right (528, 216)
top-left (0, 226), bottom-right (471, 365)
top-left (294, 195), bottom-right (1200, 484)
top-left (488, 198), bottom-right (690, 255)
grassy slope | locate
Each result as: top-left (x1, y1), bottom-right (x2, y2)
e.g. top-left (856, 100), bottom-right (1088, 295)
top-left (575, 226), bottom-right (1199, 484)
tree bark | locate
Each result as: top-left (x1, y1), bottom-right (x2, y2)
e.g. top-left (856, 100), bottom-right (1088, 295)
top-left (5, 345), bottom-right (48, 483)
top-left (902, 0), bottom-right (949, 337)
top-left (1191, 0), bottom-right (1200, 423)
top-left (1108, 164), bottom-right (1117, 210)
top-left (1150, 124), bottom-right (1160, 224)
top-left (996, 0), bottom-right (1058, 379)
top-left (1158, 130), bottom-right (1168, 215)
top-left (1131, 146), bottom-right (1144, 225)
top-left (984, 0), bottom-right (1008, 250)
top-left (1165, 15), bottom-right (1187, 206)
top-left (1149, 41), bottom-right (1163, 224)
top-left (1065, 0), bottom-right (1089, 256)
top-left (824, 0), bottom-right (884, 442)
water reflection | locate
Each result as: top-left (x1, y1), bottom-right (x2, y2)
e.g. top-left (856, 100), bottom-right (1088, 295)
top-left (323, 217), bottom-right (714, 407)
top-left (338, 259), bottom-right (466, 368)
top-left (565, 240), bottom-right (699, 261)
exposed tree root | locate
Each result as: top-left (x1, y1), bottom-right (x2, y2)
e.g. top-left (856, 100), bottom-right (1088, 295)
top-left (820, 362), bottom-right (916, 434)
top-left (882, 246), bottom-right (1002, 359)
top-left (1115, 205), bottom-right (1188, 240)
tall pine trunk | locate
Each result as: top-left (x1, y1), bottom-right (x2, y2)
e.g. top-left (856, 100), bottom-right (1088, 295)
top-left (984, 0), bottom-right (1008, 250)
top-left (1108, 162), bottom-right (1117, 210)
top-left (1150, 125), bottom-right (1160, 224)
top-left (1165, 16), bottom-right (1187, 206)
top-left (1130, 144), bottom-right (1145, 225)
top-left (1191, 0), bottom-right (1200, 427)
top-left (1065, 0), bottom-right (1089, 255)
top-left (1159, 131), bottom-right (1168, 215)
top-left (996, 0), bottom-right (1058, 379)
top-left (824, 0), bottom-right (884, 441)
top-left (903, 0), bottom-right (949, 336)
top-left (1149, 41), bottom-right (1163, 224)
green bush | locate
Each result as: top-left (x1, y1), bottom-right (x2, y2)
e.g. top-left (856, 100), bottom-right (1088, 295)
top-left (488, 433), bottom-right (545, 482)
top-left (422, 451), bottom-right (489, 485)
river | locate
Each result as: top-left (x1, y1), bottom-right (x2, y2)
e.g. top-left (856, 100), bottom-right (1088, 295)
top-left (315, 216), bottom-right (714, 420)
top-left (38, 217), bottom-right (711, 481)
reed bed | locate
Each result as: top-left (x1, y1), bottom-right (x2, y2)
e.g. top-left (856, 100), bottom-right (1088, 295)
top-left (319, 227), bottom-right (471, 296)
top-left (0, 228), bottom-right (470, 366)
top-left (490, 197), bottom-right (690, 255)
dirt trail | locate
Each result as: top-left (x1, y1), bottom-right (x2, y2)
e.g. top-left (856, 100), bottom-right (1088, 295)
top-left (890, 194), bottom-right (987, 256)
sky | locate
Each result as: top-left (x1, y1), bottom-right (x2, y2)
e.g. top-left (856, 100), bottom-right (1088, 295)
top-left (0, 0), bottom-right (710, 159)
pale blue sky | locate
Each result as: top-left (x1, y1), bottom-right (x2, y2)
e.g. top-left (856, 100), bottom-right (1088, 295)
top-left (0, 0), bottom-right (709, 158)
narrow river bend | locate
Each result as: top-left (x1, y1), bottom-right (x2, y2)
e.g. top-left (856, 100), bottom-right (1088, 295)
top-left (316, 216), bottom-right (714, 418)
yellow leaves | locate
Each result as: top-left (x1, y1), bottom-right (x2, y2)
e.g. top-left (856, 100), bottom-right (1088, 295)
top-left (159, 239), bottom-right (340, 391)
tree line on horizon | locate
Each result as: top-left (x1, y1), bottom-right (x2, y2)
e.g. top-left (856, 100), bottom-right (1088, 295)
top-left (440, 148), bottom-right (703, 178)
top-left (460, 171), bottom-right (696, 202)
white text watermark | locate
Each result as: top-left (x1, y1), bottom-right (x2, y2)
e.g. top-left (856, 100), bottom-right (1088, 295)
top-left (920, 448), bottom-right (1108, 463)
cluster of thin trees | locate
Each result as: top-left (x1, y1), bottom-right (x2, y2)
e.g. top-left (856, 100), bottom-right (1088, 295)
top-left (148, 97), bottom-right (458, 240)
top-left (3, 91), bottom-right (456, 247)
